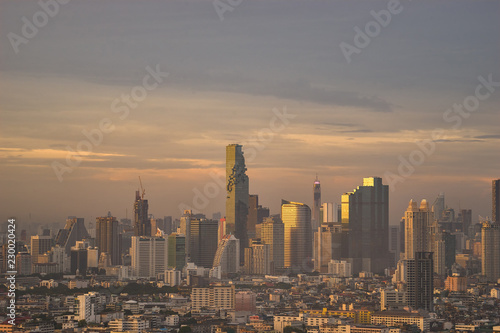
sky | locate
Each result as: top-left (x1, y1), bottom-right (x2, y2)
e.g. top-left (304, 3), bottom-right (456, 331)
top-left (0, 0), bottom-right (499, 233)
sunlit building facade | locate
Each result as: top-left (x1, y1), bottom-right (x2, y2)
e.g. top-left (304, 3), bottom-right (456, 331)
top-left (281, 200), bottom-right (312, 272)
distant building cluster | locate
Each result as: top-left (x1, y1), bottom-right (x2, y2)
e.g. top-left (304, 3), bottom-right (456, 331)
top-left (1, 145), bottom-right (499, 332)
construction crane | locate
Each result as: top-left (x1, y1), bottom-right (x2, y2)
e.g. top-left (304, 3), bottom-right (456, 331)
top-left (138, 176), bottom-right (145, 199)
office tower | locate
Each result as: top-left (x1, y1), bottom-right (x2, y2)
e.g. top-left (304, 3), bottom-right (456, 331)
top-left (248, 195), bottom-right (259, 240)
top-left (55, 217), bottom-right (90, 255)
top-left (431, 193), bottom-right (445, 221)
top-left (432, 230), bottom-right (456, 276)
top-left (226, 144), bottom-right (249, 262)
top-left (212, 235), bottom-right (240, 278)
top-left (322, 202), bottom-right (339, 223)
top-left (164, 216), bottom-right (173, 234)
top-left (258, 206), bottom-right (270, 224)
top-left (281, 200), bottom-right (312, 272)
top-left (165, 269), bottom-right (182, 287)
top-left (70, 241), bottom-right (90, 275)
top-left (30, 235), bottom-right (53, 263)
top-left (341, 177), bottom-right (389, 274)
top-left (314, 223), bottom-right (342, 273)
top-left (134, 190), bottom-right (150, 237)
top-left (243, 239), bottom-right (271, 275)
top-left (481, 220), bottom-right (500, 281)
top-left (404, 199), bottom-right (433, 260)
top-left (312, 177), bottom-right (321, 231)
top-left (96, 214), bottom-right (120, 266)
top-left (260, 216), bottom-right (285, 273)
top-left (493, 180), bottom-right (500, 223)
top-left (180, 210), bottom-right (193, 259)
top-left (130, 236), bottom-right (168, 278)
top-left (459, 209), bottom-right (472, 235)
top-left (189, 218), bottom-right (219, 268)
top-left (168, 234), bottom-right (186, 270)
top-left (16, 252), bottom-right (32, 275)
top-left (406, 252), bottom-right (434, 311)
top-left (389, 225), bottom-right (400, 267)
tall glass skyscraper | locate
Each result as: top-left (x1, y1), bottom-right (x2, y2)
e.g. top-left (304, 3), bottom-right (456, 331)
top-left (281, 200), bottom-right (312, 272)
top-left (493, 179), bottom-right (500, 223)
top-left (341, 177), bottom-right (389, 274)
top-left (226, 144), bottom-right (249, 263)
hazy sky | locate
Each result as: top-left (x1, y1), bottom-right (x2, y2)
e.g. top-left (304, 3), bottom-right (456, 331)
top-left (1, 0), bottom-right (499, 231)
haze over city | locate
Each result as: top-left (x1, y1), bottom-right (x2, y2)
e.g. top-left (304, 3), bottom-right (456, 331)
top-left (1, 0), bottom-right (499, 228)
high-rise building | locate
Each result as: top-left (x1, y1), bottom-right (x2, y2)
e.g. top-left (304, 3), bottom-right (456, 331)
top-left (130, 236), bottom-right (168, 278)
top-left (70, 241), bottom-right (90, 275)
top-left (493, 180), bottom-right (500, 223)
top-left (341, 177), bottom-right (389, 274)
top-left (260, 216), bottom-right (285, 273)
top-left (30, 235), bottom-right (53, 263)
top-left (431, 193), bottom-right (445, 221)
top-left (16, 252), bottom-right (32, 275)
top-left (189, 218), bottom-right (219, 268)
top-left (481, 220), bottom-right (500, 281)
top-left (406, 252), bottom-right (434, 312)
top-left (459, 209), bottom-right (472, 236)
top-left (314, 223), bottom-right (342, 273)
top-left (281, 200), bottom-right (312, 272)
top-left (322, 202), bottom-right (339, 223)
top-left (180, 210), bottom-right (193, 259)
top-left (312, 177), bottom-right (321, 232)
top-left (247, 195), bottom-right (259, 240)
top-left (404, 199), bottom-right (433, 260)
top-left (243, 239), bottom-right (271, 275)
top-left (235, 291), bottom-right (257, 313)
top-left (96, 214), bottom-right (120, 266)
top-left (167, 234), bottom-right (186, 270)
top-left (212, 234), bottom-right (240, 278)
top-left (226, 144), bottom-right (249, 262)
top-left (328, 259), bottom-right (352, 277)
top-left (55, 217), bottom-right (89, 256)
top-left (134, 191), bottom-right (150, 237)
top-left (389, 225), bottom-right (401, 267)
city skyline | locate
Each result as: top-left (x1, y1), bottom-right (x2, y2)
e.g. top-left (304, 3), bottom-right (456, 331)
top-left (1, 0), bottom-right (499, 228)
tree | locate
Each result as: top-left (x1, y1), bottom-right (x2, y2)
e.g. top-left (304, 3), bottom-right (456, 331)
top-left (284, 326), bottom-right (304, 333)
top-left (78, 320), bottom-right (87, 328)
top-left (179, 326), bottom-right (192, 333)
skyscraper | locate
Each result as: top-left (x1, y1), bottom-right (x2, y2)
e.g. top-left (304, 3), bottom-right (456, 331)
top-left (96, 214), bottom-right (120, 266)
top-left (493, 179), bottom-right (500, 223)
top-left (281, 200), bottom-right (312, 272)
top-left (130, 236), bottom-right (168, 278)
top-left (406, 252), bottom-right (434, 311)
top-left (243, 239), bottom-right (271, 275)
top-left (312, 177), bottom-right (321, 232)
top-left (260, 216), bottom-right (285, 274)
top-left (341, 177), bottom-right (389, 274)
top-left (55, 217), bottom-right (90, 256)
top-left (404, 199), bottom-right (433, 260)
top-left (189, 218), bottom-right (219, 268)
top-left (247, 195), bottom-right (259, 240)
top-left (134, 190), bottom-right (150, 237)
top-left (168, 234), bottom-right (186, 270)
top-left (314, 223), bottom-right (342, 273)
top-left (30, 235), bottom-right (53, 263)
top-left (431, 193), bottom-right (445, 221)
top-left (481, 220), bottom-right (500, 282)
top-left (226, 144), bottom-right (249, 262)
top-left (212, 234), bottom-right (240, 278)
